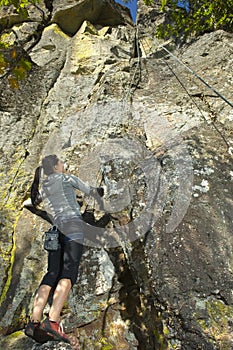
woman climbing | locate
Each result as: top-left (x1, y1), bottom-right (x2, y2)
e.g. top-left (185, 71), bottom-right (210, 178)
top-left (24, 154), bottom-right (104, 344)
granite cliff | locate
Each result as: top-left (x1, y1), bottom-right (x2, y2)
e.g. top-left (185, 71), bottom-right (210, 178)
top-left (0, 0), bottom-right (232, 349)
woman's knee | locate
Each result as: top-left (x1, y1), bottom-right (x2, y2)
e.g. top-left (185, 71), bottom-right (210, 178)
top-left (40, 271), bottom-right (60, 288)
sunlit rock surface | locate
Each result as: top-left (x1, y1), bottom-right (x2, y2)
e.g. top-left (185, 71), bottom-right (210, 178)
top-left (0, 0), bottom-right (232, 349)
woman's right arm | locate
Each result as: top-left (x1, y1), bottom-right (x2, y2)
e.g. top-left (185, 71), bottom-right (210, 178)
top-left (68, 174), bottom-right (104, 198)
top-left (68, 174), bottom-right (91, 194)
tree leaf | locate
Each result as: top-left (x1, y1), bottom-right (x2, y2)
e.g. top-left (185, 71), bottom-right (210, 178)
top-left (13, 65), bottom-right (26, 80)
top-left (11, 49), bottom-right (17, 59)
top-left (0, 53), bottom-right (8, 74)
top-left (8, 76), bottom-right (19, 89)
top-left (19, 58), bottom-right (32, 71)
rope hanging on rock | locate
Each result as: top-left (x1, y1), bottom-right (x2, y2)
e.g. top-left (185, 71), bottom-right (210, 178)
top-left (161, 53), bottom-right (231, 149)
top-left (137, 29), bottom-right (232, 151)
top-left (156, 43), bottom-right (233, 109)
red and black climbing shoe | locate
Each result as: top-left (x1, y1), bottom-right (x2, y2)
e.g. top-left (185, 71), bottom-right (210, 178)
top-left (25, 320), bottom-right (54, 343)
top-left (41, 317), bottom-right (70, 344)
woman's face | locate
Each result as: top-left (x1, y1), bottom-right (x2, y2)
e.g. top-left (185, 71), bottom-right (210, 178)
top-left (53, 159), bottom-right (65, 173)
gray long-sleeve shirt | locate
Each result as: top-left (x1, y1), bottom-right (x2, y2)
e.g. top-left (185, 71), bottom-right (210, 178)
top-left (40, 173), bottom-right (90, 221)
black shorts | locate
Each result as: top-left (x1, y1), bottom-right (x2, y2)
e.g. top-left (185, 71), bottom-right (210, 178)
top-left (40, 217), bottom-right (84, 287)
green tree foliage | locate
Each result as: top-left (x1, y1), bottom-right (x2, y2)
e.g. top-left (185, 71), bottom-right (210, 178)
top-left (121, 0), bottom-right (154, 5)
top-left (156, 0), bottom-right (233, 40)
top-left (0, 46), bottom-right (32, 88)
top-left (144, 0), bottom-right (154, 5)
top-left (0, 0), bottom-right (39, 87)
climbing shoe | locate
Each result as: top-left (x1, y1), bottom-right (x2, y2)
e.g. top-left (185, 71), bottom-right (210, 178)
top-left (25, 320), bottom-right (54, 343)
top-left (41, 317), bottom-right (70, 344)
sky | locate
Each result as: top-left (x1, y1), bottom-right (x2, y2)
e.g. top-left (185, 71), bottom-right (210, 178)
top-left (114, 0), bottom-right (138, 22)
top-left (114, 0), bottom-right (189, 23)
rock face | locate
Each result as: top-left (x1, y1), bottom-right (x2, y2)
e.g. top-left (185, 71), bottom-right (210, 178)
top-left (0, 0), bottom-right (233, 349)
top-left (51, 0), bottom-right (133, 35)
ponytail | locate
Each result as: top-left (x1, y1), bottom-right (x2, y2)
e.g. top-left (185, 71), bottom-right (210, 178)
top-left (30, 155), bottom-right (58, 207)
top-left (30, 166), bottom-right (42, 207)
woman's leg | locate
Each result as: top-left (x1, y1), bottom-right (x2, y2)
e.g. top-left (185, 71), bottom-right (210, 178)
top-left (31, 248), bottom-right (62, 322)
top-left (31, 284), bottom-right (52, 322)
top-left (40, 248), bottom-right (62, 287)
top-left (48, 239), bottom-right (83, 322)
top-left (48, 278), bottom-right (71, 322)
top-left (25, 283), bottom-right (55, 343)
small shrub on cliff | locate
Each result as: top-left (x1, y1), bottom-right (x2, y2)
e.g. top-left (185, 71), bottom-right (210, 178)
top-left (0, 0), bottom-right (39, 87)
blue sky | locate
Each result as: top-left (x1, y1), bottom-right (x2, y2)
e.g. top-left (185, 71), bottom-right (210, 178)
top-left (114, 0), bottom-right (189, 23)
top-left (114, 0), bottom-right (138, 22)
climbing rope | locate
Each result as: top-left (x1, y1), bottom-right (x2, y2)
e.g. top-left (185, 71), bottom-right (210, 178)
top-left (154, 41), bottom-right (233, 109)
top-left (123, 22), bottom-right (142, 106)
top-left (162, 57), bottom-right (230, 149)
top-left (138, 31), bottom-right (232, 150)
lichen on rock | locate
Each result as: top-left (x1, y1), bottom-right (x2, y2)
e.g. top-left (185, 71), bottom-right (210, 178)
top-left (0, 0), bottom-right (233, 349)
